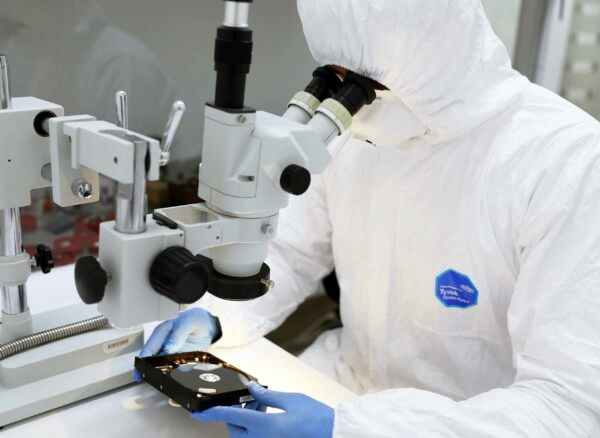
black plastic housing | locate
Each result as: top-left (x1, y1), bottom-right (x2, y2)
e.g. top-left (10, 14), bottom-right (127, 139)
top-left (305, 66), bottom-right (344, 102)
top-left (214, 26), bottom-right (253, 110)
top-left (149, 247), bottom-right (211, 304)
top-left (75, 256), bottom-right (108, 305)
top-left (197, 255), bottom-right (271, 301)
top-left (333, 71), bottom-right (377, 116)
top-left (135, 352), bottom-right (259, 413)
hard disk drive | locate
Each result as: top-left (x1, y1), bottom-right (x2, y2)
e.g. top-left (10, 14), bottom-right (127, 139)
top-left (135, 352), bottom-right (260, 412)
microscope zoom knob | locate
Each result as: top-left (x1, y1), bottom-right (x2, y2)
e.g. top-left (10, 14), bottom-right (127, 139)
top-left (75, 256), bottom-right (108, 305)
top-left (149, 247), bottom-right (210, 305)
top-left (280, 165), bottom-right (312, 196)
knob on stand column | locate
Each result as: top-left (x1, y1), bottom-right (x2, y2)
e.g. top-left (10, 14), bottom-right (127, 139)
top-left (75, 256), bottom-right (109, 304)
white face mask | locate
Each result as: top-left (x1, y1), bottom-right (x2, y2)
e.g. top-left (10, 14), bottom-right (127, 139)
top-left (350, 90), bottom-right (428, 148)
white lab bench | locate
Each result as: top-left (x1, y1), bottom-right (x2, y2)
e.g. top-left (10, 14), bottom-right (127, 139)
top-left (2, 265), bottom-right (357, 437)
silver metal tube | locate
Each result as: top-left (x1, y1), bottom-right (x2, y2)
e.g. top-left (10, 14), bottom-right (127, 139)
top-left (115, 91), bottom-right (129, 131)
top-left (0, 56), bottom-right (27, 316)
top-left (0, 208), bottom-right (22, 256)
top-left (114, 91), bottom-right (147, 234)
top-left (115, 137), bottom-right (148, 234)
top-left (0, 55), bottom-right (12, 110)
top-left (224, 1), bottom-right (250, 27)
top-left (160, 101), bottom-right (186, 156)
top-left (1, 285), bottom-right (28, 315)
top-left (0, 209), bottom-right (28, 315)
top-left (41, 164), bottom-right (52, 181)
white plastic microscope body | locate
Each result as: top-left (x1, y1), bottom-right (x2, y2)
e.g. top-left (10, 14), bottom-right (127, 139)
top-left (95, 103), bottom-right (337, 329)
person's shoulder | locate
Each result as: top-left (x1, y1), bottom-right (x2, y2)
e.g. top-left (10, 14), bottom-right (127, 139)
top-left (514, 83), bottom-right (599, 150)
top-left (483, 84), bottom-right (600, 212)
top-left (489, 83), bottom-right (600, 171)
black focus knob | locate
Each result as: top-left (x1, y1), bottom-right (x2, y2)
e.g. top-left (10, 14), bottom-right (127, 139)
top-left (34, 244), bottom-right (54, 274)
top-left (280, 165), bottom-right (311, 196)
top-left (149, 247), bottom-right (210, 304)
top-left (75, 256), bottom-right (108, 304)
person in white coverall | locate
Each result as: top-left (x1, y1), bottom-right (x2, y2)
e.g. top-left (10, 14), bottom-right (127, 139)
top-left (141, 0), bottom-right (600, 436)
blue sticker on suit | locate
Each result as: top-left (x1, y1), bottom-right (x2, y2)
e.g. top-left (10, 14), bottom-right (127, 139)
top-left (435, 269), bottom-right (478, 309)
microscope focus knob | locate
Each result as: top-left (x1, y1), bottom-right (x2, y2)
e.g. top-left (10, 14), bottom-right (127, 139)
top-left (280, 165), bottom-right (311, 196)
top-left (75, 256), bottom-right (109, 305)
top-left (149, 247), bottom-right (210, 304)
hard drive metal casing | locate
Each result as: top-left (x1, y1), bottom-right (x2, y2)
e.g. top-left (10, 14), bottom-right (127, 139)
top-left (135, 351), bottom-right (259, 412)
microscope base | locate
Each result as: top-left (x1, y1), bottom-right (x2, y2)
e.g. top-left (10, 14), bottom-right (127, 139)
top-left (0, 304), bottom-right (144, 427)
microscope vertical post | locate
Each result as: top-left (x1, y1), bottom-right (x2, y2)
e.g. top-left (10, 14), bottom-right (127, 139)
top-left (0, 56), bottom-right (11, 110)
top-left (0, 55), bottom-right (31, 341)
top-left (114, 91), bottom-right (148, 234)
top-left (0, 210), bottom-right (27, 315)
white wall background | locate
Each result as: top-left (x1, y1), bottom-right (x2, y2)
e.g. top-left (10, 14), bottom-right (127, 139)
top-left (481, 0), bottom-right (523, 58)
top-left (99, 0), bottom-right (316, 165)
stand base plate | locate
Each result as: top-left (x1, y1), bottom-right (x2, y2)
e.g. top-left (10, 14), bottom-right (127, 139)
top-left (0, 304), bottom-right (143, 427)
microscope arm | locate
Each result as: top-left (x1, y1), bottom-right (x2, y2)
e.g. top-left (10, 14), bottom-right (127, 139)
top-left (48, 116), bottom-right (160, 210)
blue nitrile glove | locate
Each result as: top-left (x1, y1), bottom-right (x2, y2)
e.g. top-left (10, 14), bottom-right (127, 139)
top-left (135, 308), bottom-right (222, 381)
top-left (141, 308), bottom-right (222, 356)
top-left (192, 381), bottom-right (334, 438)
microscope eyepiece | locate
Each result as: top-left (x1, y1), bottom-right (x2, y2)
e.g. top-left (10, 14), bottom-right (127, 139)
top-left (304, 66), bottom-right (344, 102)
top-left (213, 0), bottom-right (255, 111)
top-left (306, 70), bottom-right (377, 144)
top-left (213, 26), bottom-right (253, 110)
top-left (332, 71), bottom-right (377, 116)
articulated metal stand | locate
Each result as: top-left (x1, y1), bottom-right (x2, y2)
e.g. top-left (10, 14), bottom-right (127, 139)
top-left (0, 304), bottom-right (143, 427)
top-left (0, 55), bottom-right (143, 427)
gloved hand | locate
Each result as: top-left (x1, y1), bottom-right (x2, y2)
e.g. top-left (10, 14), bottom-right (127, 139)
top-left (192, 381), bottom-right (335, 438)
top-left (135, 308), bottom-right (221, 381)
top-left (141, 308), bottom-right (221, 357)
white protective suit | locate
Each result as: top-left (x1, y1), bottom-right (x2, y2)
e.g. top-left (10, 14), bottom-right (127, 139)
top-left (201, 0), bottom-right (600, 436)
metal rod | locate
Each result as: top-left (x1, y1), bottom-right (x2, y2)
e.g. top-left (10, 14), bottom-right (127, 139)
top-left (0, 56), bottom-right (29, 321)
top-left (115, 91), bottom-right (129, 131)
top-left (0, 209), bottom-right (28, 315)
top-left (115, 136), bottom-right (148, 234)
top-left (0, 55), bottom-right (11, 110)
top-left (160, 101), bottom-right (186, 166)
top-left (41, 117), bottom-right (50, 135)
top-left (113, 91), bottom-right (147, 234)
top-left (1, 285), bottom-right (28, 315)
top-left (41, 164), bottom-right (52, 181)
top-left (224, 1), bottom-right (250, 27)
